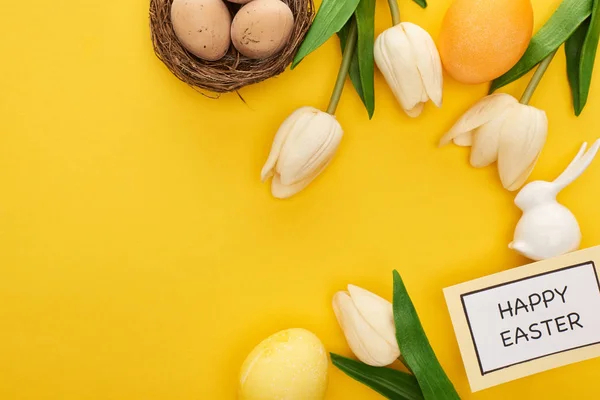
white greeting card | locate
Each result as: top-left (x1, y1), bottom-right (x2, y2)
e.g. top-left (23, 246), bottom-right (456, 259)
top-left (444, 246), bottom-right (600, 392)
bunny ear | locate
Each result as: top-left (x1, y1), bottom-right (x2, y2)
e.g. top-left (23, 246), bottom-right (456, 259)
top-left (554, 140), bottom-right (600, 191)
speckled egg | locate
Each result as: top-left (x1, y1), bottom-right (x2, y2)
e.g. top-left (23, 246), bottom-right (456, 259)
top-left (231, 0), bottom-right (294, 59)
top-left (238, 328), bottom-right (328, 400)
top-left (171, 0), bottom-right (232, 61)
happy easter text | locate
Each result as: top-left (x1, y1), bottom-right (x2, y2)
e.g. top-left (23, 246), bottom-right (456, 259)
top-left (498, 286), bottom-right (583, 347)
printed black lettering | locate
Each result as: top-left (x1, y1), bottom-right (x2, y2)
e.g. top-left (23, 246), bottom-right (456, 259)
top-left (514, 327), bottom-right (529, 344)
top-left (529, 323), bottom-right (542, 339)
top-left (514, 298), bottom-right (529, 315)
top-left (542, 290), bottom-right (555, 308)
top-left (540, 319), bottom-right (553, 336)
top-left (500, 330), bottom-right (513, 347)
top-left (498, 301), bottom-right (513, 320)
top-left (555, 286), bottom-right (568, 304)
top-left (555, 315), bottom-right (568, 333)
top-left (528, 293), bottom-right (541, 312)
top-left (568, 312), bottom-right (583, 329)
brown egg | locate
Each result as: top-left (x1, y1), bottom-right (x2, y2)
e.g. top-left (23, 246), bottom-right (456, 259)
top-left (171, 0), bottom-right (232, 61)
top-left (231, 0), bottom-right (294, 59)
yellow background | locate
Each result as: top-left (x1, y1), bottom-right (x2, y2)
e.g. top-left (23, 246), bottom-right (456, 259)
top-left (1, 0), bottom-right (599, 398)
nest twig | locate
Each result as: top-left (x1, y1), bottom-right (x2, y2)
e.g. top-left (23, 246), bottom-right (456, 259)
top-left (149, 0), bottom-right (314, 93)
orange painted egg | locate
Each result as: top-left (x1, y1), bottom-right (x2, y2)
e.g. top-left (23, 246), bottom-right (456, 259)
top-left (438, 0), bottom-right (534, 84)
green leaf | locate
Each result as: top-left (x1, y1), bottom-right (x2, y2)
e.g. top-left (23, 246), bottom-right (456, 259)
top-left (292, 0), bottom-right (361, 68)
top-left (392, 271), bottom-right (460, 400)
top-left (355, 0), bottom-right (375, 118)
top-left (576, 0), bottom-right (600, 115)
top-left (337, 0), bottom-right (375, 118)
top-left (490, 0), bottom-right (593, 93)
top-left (412, 0), bottom-right (427, 8)
top-left (331, 353), bottom-right (425, 400)
top-left (565, 18), bottom-right (590, 115)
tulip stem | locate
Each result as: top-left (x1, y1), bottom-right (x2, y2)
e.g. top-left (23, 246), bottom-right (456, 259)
top-left (387, 0), bottom-right (401, 25)
top-left (327, 18), bottom-right (358, 115)
top-left (520, 49), bottom-right (557, 105)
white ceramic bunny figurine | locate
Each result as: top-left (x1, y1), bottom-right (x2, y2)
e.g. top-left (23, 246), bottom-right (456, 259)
top-left (509, 140), bottom-right (600, 261)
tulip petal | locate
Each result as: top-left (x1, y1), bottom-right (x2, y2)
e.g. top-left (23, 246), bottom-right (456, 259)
top-left (270, 160), bottom-right (331, 199)
top-left (277, 111), bottom-right (343, 186)
top-left (333, 292), bottom-right (400, 367)
top-left (375, 25), bottom-right (425, 117)
top-left (453, 133), bottom-right (473, 147)
top-left (261, 107), bottom-right (318, 182)
top-left (498, 105), bottom-right (548, 191)
top-left (402, 22), bottom-right (443, 108)
top-left (439, 93), bottom-right (518, 147)
top-left (347, 285), bottom-right (399, 351)
top-left (405, 102), bottom-right (425, 118)
top-left (270, 173), bottom-right (311, 199)
top-left (469, 113), bottom-right (506, 168)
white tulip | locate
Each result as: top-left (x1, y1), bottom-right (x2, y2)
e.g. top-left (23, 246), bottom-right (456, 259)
top-left (261, 106), bottom-right (343, 199)
top-left (374, 22), bottom-right (443, 118)
top-left (332, 284), bottom-right (400, 367)
top-left (439, 93), bottom-right (548, 191)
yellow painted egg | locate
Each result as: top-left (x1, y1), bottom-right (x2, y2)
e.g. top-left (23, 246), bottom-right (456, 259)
top-left (238, 328), bottom-right (328, 400)
top-left (171, 0), bottom-right (232, 61)
top-left (438, 0), bottom-right (534, 84)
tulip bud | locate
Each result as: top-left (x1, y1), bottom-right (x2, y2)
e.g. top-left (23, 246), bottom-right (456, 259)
top-left (374, 22), bottom-right (443, 118)
top-left (261, 107), bottom-right (343, 199)
top-left (332, 284), bottom-right (400, 367)
top-left (439, 93), bottom-right (548, 191)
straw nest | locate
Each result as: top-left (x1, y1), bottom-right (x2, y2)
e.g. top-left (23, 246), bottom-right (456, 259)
top-left (149, 0), bottom-right (314, 93)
